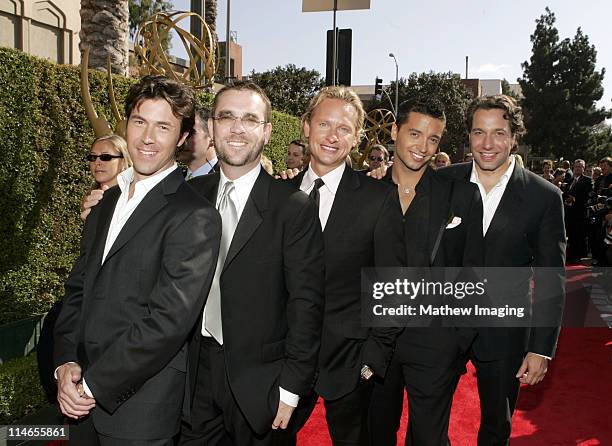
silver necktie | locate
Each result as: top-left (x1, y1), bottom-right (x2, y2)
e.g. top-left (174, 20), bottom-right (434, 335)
top-left (204, 181), bottom-right (238, 343)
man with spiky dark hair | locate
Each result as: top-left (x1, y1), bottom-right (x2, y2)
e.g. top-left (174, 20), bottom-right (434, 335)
top-left (367, 96), bottom-right (483, 446)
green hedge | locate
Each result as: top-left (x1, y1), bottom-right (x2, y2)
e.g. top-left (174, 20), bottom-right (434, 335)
top-left (0, 46), bottom-right (300, 324)
top-left (0, 354), bottom-right (47, 424)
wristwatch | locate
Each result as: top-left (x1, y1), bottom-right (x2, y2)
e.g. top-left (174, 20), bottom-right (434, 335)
top-left (360, 364), bottom-right (374, 381)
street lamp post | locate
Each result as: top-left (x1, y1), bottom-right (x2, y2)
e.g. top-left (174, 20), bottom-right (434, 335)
top-left (389, 53), bottom-right (399, 117)
top-left (225, 0), bottom-right (231, 83)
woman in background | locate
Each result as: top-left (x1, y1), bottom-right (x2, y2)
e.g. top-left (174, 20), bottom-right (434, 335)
top-left (80, 134), bottom-right (131, 219)
top-left (542, 159), bottom-right (554, 182)
top-left (87, 134), bottom-right (131, 188)
top-left (433, 151), bottom-right (451, 169)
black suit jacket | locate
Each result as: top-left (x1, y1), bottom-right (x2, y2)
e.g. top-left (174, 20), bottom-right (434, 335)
top-left (566, 174), bottom-right (593, 218)
top-left (293, 167), bottom-right (405, 400)
top-left (54, 168), bottom-right (221, 440)
top-left (187, 169), bottom-right (325, 435)
top-left (440, 162), bottom-right (566, 360)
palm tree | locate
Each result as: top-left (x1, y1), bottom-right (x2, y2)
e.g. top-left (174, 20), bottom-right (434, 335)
top-left (80, 0), bottom-right (129, 75)
top-left (205, 0), bottom-right (217, 39)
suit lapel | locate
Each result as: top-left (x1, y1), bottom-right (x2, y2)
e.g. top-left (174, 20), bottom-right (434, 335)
top-left (323, 166), bottom-right (360, 239)
top-left (427, 172), bottom-right (453, 265)
top-left (103, 168), bottom-right (183, 264)
top-left (87, 186), bottom-right (121, 275)
top-left (290, 170), bottom-right (306, 190)
top-left (199, 172), bottom-right (221, 203)
top-left (223, 169), bottom-right (269, 271)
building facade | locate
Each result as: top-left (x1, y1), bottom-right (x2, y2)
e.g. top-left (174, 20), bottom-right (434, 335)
top-left (0, 0), bottom-right (80, 64)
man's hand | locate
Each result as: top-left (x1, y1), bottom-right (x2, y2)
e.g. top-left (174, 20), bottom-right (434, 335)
top-left (271, 400), bottom-right (295, 430)
top-left (56, 363), bottom-right (96, 419)
top-left (366, 165), bottom-right (388, 179)
top-left (515, 352), bottom-right (549, 385)
top-left (80, 185), bottom-right (108, 221)
top-left (274, 168), bottom-right (300, 180)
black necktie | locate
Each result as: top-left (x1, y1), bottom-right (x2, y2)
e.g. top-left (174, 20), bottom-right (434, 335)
top-left (309, 178), bottom-right (325, 207)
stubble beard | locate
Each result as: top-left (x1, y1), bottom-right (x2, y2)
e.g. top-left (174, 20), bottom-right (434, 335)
top-left (217, 140), bottom-right (264, 167)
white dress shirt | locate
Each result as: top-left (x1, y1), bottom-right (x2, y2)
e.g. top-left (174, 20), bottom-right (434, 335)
top-left (470, 155), bottom-right (515, 236)
top-left (102, 164), bottom-right (178, 263)
top-left (216, 162), bottom-right (259, 215)
top-left (469, 155), bottom-right (550, 361)
top-left (299, 162), bottom-right (345, 230)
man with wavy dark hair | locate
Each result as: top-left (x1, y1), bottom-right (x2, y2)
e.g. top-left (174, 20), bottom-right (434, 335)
top-left (443, 94), bottom-right (566, 445)
top-left (54, 75), bottom-right (221, 445)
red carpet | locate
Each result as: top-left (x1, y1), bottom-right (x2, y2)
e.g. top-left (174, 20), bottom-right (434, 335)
top-left (299, 264), bottom-right (612, 445)
top-left (46, 266), bottom-right (611, 445)
top-left (298, 328), bottom-right (612, 445)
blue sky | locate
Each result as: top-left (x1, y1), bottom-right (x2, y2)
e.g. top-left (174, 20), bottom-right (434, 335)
top-left (171, 0), bottom-right (611, 110)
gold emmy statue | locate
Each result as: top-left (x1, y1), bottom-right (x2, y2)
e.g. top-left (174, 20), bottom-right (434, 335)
top-left (80, 10), bottom-right (218, 138)
top-left (80, 47), bottom-right (127, 138)
top-left (133, 11), bottom-right (218, 89)
top-left (355, 108), bottom-right (395, 168)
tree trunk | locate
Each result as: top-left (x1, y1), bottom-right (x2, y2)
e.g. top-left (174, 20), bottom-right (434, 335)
top-left (205, 0), bottom-right (217, 37)
top-left (80, 0), bottom-right (129, 75)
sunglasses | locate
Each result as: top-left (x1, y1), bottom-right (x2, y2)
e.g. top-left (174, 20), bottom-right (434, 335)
top-left (369, 155), bottom-right (384, 162)
top-left (87, 154), bottom-right (123, 162)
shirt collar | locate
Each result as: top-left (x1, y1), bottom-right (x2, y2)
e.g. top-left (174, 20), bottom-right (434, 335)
top-left (415, 165), bottom-right (433, 193)
top-left (385, 165), bottom-right (432, 193)
top-left (470, 154), bottom-right (515, 190)
top-left (303, 162), bottom-right (345, 195)
top-left (187, 157), bottom-right (218, 178)
top-left (117, 163), bottom-right (178, 195)
top-left (218, 163), bottom-right (261, 207)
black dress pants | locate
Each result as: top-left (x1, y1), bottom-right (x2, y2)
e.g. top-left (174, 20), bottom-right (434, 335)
top-left (179, 337), bottom-right (294, 446)
top-left (471, 354), bottom-right (524, 446)
top-left (368, 329), bottom-right (467, 446)
top-left (324, 379), bottom-right (374, 446)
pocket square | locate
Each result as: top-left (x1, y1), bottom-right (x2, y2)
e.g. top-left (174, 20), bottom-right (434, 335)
top-left (445, 216), bottom-right (462, 229)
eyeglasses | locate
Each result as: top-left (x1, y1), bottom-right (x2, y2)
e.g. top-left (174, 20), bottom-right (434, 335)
top-left (86, 154), bottom-right (123, 162)
top-left (369, 155), bottom-right (384, 162)
top-left (212, 114), bottom-right (266, 131)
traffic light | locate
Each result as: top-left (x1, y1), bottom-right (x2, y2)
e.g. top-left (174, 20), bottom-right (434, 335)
top-left (374, 77), bottom-right (383, 96)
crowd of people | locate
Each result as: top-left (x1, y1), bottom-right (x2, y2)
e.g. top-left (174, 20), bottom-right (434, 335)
top-left (534, 157), bottom-right (612, 264)
top-left (48, 74), bottom-right (609, 446)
